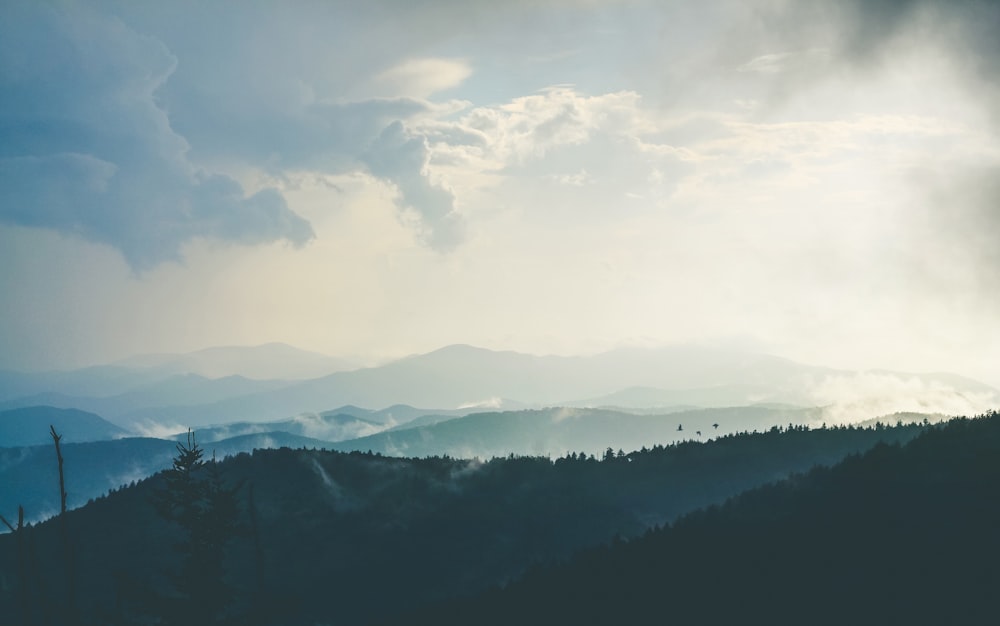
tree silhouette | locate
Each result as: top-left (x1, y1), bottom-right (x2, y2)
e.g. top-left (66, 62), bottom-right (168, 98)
top-left (152, 430), bottom-right (241, 624)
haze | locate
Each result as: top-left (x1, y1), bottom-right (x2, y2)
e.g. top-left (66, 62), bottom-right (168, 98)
top-left (2, 0), bottom-right (998, 388)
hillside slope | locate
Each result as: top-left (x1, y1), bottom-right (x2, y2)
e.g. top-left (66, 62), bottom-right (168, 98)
top-left (0, 420), bottom-right (929, 625)
top-left (398, 411), bottom-right (1000, 625)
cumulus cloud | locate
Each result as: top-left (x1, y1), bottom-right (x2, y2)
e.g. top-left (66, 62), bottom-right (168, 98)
top-left (0, 4), bottom-right (313, 269)
top-left (363, 121), bottom-right (466, 251)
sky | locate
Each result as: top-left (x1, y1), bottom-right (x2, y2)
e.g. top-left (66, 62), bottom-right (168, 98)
top-left (1, 0), bottom-right (999, 386)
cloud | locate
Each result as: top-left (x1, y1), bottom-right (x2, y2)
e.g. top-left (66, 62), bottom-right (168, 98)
top-left (741, 1), bottom-right (1000, 310)
top-left (737, 49), bottom-right (831, 75)
top-left (370, 57), bottom-right (472, 98)
top-left (309, 457), bottom-right (358, 510)
top-left (130, 420), bottom-right (188, 439)
top-left (753, 0), bottom-right (1000, 88)
top-left (0, 4), bottom-right (313, 269)
top-left (805, 372), bottom-right (999, 426)
top-left (291, 412), bottom-right (385, 441)
top-left (902, 164), bottom-right (1000, 303)
top-left (363, 121), bottom-right (466, 251)
top-left (457, 397), bottom-right (504, 410)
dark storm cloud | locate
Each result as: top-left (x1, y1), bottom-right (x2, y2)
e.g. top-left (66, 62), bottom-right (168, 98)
top-left (910, 166), bottom-right (1000, 295)
top-left (759, 0), bottom-right (1000, 86)
top-left (751, 0), bottom-right (1000, 293)
top-left (0, 4), bottom-right (313, 269)
top-left (831, 0), bottom-right (1000, 292)
top-left (170, 93), bottom-right (468, 252)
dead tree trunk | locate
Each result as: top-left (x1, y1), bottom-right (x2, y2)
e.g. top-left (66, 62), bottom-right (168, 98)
top-left (50, 425), bottom-right (76, 620)
top-left (50, 426), bottom-right (67, 515)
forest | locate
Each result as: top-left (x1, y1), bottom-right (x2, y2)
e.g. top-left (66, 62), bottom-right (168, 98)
top-left (0, 415), bottom-right (968, 625)
top-left (393, 411), bottom-right (1000, 625)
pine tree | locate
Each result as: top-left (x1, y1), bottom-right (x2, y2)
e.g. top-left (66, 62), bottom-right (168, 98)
top-left (152, 430), bottom-right (241, 624)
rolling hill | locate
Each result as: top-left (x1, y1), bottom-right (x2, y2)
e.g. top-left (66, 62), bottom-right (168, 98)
top-left (0, 418), bottom-right (933, 625)
top-left (394, 411), bottom-right (1000, 625)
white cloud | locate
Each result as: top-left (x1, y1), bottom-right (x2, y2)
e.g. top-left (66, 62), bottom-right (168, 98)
top-left (806, 373), bottom-right (999, 426)
top-left (130, 421), bottom-right (188, 440)
top-left (370, 57), bottom-right (473, 98)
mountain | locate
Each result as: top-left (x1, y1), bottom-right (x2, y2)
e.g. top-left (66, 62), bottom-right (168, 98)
top-left (2, 344), bottom-right (995, 431)
top-left (567, 385), bottom-right (792, 409)
top-left (331, 404), bottom-right (899, 459)
top-left (180, 411), bottom-right (387, 444)
top-left (386, 412), bottom-right (466, 431)
top-left (396, 412), bottom-right (1000, 626)
top-left (0, 419), bottom-right (932, 624)
top-left (69, 344), bottom-right (995, 429)
top-left (0, 374), bottom-right (298, 422)
top-left (0, 437), bottom-right (177, 520)
top-left (0, 431), bottom-right (340, 524)
top-left (113, 342), bottom-right (355, 380)
top-left (0, 365), bottom-right (167, 403)
top-left (333, 403), bottom-right (475, 425)
top-left (1, 404), bottom-right (941, 521)
top-left (0, 406), bottom-right (129, 447)
top-left (0, 344), bottom-right (354, 425)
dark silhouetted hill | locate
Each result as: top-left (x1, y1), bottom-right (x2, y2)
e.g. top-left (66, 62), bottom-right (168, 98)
top-left (0, 432), bottom-right (337, 523)
top-left (394, 411), bottom-right (1000, 626)
top-left (0, 419), bottom-right (931, 624)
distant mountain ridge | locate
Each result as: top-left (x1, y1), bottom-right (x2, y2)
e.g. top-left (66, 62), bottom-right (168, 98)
top-left (0, 406), bottom-right (129, 447)
top-left (114, 344), bottom-right (996, 427)
top-left (113, 342), bottom-right (356, 380)
top-left (1, 344), bottom-right (996, 430)
top-left (331, 405), bottom-right (829, 459)
top-left (0, 343), bottom-right (353, 404)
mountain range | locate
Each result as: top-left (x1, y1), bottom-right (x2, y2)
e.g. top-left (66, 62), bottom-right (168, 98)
top-left (0, 406), bottom-right (128, 447)
top-left (1, 344), bottom-right (994, 431)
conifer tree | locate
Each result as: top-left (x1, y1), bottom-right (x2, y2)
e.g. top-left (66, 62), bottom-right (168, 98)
top-left (153, 430), bottom-right (241, 624)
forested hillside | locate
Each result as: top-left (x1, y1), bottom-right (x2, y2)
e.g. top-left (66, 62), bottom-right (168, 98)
top-left (0, 420), bottom-right (928, 625)
top-left (394, 411), bottom-right (1000, 625)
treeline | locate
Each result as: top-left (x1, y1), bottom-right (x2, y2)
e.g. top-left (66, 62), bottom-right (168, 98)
top-left (0, 419), bottom-right (934, 624)
top-left (391, 411), bottom-right (1000, 625)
